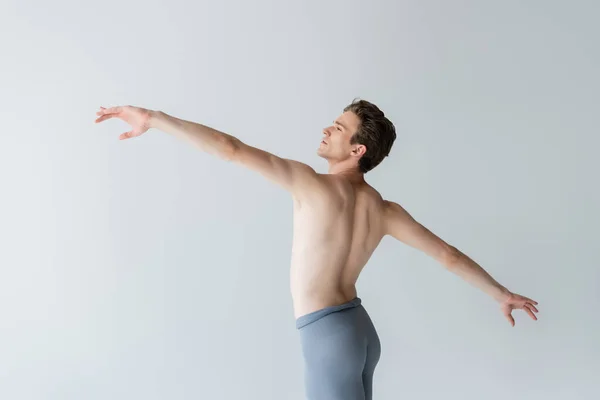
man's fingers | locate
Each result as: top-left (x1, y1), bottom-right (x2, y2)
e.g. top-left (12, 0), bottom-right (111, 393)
top-left (524, 297), bottom-right (538, 305)
top-left (119, 131), bottom-right (133, 140)
top-left (104, 106), bottom-right (123, 114)
top-left (527, 303), bottom-right (539, 313)
top-left (94, 114), bottom-right (114, 123)
top-left (505, 312), bottom-right (515, 327)
top-left (97, 106), bottom-right (123, 116)
top-left (523, 305), bottom-right (538, 321)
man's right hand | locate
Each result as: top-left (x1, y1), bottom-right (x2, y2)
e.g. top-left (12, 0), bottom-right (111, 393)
top-left (95, 105), bottom-right (154, 140)
top-left (500, 292), bottom-right (539, 327)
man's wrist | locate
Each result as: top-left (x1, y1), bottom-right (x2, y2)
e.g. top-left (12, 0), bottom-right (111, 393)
top-left (148, 110), bottom-right (164, 129)
top-left (492, 287), bottom-right (512, 303)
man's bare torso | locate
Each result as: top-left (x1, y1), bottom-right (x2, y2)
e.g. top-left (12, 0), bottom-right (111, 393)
top-left (95, 105), bottom-right (536, 331)
top-left (290, 173), bottom-right (387, 318)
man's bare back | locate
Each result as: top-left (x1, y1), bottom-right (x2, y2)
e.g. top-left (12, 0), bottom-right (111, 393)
top-left (290, 174), bottom-right (386, 318)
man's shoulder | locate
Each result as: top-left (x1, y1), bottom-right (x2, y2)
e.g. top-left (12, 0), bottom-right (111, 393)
top-left (361, 183), bottom-right (385, 203)
top-left (381, 198), bottom-right (403, 212)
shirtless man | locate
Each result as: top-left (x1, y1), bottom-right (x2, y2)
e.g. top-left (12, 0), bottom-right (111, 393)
top-left (95, 99), bottom-right (539, 400)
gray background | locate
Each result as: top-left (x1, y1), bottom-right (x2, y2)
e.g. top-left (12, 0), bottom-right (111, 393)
top-left (1, 0), bottom-right (598, 399)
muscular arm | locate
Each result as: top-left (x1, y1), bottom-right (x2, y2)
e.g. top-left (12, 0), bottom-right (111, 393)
top-left (149, 110), bottom-right (318, 195)
top-left (383, 200), bottom-right (511, 303)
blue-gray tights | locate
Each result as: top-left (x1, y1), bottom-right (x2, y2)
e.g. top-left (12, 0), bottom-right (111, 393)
top-left (296, 297), bottom-right (381, 400)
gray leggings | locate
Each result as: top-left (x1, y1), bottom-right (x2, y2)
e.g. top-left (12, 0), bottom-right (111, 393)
top-left (296, 297), bottom-right (381, 400)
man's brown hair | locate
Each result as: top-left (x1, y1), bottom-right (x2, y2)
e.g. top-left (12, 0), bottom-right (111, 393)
top-left (344, 99), bottom-right (397, 173)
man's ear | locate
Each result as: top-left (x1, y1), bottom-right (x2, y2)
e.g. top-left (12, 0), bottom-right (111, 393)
top-left (351, 144), bottom-right (367, 158)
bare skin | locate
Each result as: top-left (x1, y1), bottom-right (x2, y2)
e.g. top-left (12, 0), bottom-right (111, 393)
top-left (95, 105), bottom-right (539, 326)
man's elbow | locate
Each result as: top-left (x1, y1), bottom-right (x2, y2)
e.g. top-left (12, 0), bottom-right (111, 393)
top-left (441, 245), bottom-right (462, 269)
top-left (222, 136), bottom-right (242, 161)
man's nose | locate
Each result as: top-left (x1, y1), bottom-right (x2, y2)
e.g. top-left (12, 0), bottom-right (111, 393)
top-left (323, 127), bottom-right (331, 136)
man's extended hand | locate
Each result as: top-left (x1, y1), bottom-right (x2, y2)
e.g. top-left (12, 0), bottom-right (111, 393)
top-left (500, 292), bottom-right (539, 327)
top-left (95, 105), bottom-right (153, 140)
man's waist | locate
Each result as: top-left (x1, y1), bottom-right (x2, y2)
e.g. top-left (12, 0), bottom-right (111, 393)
top-left (291, 285), bottom-right (357, 318)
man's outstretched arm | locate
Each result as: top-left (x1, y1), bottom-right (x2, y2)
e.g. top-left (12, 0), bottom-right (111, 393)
top-left (95, 105), bottom-right (318, 195)
top-left (382, 200), bottom-right (539, 326)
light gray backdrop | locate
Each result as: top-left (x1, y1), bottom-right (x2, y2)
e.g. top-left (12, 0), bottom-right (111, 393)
top-left (1, 0), bottom-right (598, 399)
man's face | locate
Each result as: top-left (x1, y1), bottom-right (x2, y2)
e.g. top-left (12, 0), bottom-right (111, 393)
top-left (317, 111), bottom-right (362, 162)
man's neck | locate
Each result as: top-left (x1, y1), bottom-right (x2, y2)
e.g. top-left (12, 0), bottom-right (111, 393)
top-left (327, 163), bottom-right (366, 184)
